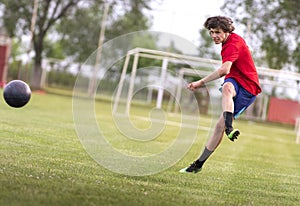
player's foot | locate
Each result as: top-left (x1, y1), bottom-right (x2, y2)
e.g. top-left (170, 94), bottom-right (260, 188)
top-left (179, 160), bottom-right (202, 174)
top-left (226, 128), bottom-right (240, 141)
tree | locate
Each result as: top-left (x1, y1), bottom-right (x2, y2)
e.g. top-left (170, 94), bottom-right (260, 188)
top-left (56, 2), bottom-right (106, 64)
top-left (106, 0), bottom-right (152, 39)
top-left (221, 0), bottom-right (300, 71)
top-left (1, 0), bottom-right (86, 89)
top-left (0, 0), bottom-right (160, 89)
top-left (56, 0), bottom-right (158, 64)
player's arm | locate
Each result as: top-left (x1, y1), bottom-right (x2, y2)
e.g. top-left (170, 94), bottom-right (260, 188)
top-left (187, 61), bottom-right (232, 91)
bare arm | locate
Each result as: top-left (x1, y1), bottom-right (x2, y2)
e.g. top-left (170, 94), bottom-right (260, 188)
top-left (187, 61), bottom-right (232, 91)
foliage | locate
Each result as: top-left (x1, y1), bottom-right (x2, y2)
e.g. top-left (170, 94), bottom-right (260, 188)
top-left (56, 2), bottom-right (105, 63)
top-left (1, 0), bottom-right (32, 38)
top-left (106, 0), bottom-right (153, 39)
top-left (9, 38), bottom-right (23, 61)
top-left (47, 70), bottom-right (77, 89)
top-left (1, 0), bottom-right (84, 89)
top-left (221, 0), bottom-right (300, 71)
top-left (129, 33), bottom-right (160, 71)
top-left (43, 39), bottom-right (65, 60)
top-left (6, 60), bottom-right (22, 80)
top-left (0, 0), bottom-right (158, 89)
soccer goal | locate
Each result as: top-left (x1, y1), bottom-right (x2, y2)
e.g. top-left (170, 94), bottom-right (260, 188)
top-left (112, 47), bottom-right (220, 115)
top-left (112, 47), bottom-right (300, 143)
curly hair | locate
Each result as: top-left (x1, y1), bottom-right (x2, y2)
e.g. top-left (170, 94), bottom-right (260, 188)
top-left (204, 16), bottom-right (235, 33)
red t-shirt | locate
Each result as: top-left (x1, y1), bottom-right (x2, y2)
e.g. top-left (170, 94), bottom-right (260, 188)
top-left (222, 33), bottom-right (262, 95)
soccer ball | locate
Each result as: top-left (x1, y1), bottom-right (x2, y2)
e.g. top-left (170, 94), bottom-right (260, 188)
top-left (3, 80), bottom-right (31, 108)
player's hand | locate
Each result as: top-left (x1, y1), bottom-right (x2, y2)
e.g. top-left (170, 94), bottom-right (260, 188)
top-left (187, 80), bottom-right (204, 91)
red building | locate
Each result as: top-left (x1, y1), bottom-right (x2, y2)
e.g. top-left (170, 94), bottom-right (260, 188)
top-left (0, 28), bottom-right (11, 87)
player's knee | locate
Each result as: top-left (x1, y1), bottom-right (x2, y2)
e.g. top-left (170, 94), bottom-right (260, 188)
top-left (222, 83), bottom-right (235, 96)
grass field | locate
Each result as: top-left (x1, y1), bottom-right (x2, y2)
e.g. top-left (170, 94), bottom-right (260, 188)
top-left (0, 90), bottom-right (300, 206)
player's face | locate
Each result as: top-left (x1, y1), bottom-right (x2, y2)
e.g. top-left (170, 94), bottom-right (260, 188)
top-left (209, 28), bottom-right (230, 44)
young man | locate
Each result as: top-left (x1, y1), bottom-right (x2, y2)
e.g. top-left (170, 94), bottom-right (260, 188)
top-left (180, 16), bottom-right (261, 173)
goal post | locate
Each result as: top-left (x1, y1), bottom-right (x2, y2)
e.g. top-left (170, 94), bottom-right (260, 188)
top-left (112, 47), bottom-right (220, 115)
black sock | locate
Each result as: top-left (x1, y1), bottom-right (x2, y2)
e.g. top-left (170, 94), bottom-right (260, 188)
top-left (196, 147), bottom-right (213, 168)
top-left (223, 111), bottom-right (233, 135)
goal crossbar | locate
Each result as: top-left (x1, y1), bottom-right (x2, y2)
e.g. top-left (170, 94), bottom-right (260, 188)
top-left (112, 48), bottom-right (222, 114)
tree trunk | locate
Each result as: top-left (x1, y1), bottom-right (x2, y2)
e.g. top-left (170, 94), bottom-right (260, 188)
top-left (31, 61), bottom-right (42, 90)
top-left (30, 32), bottom-right (44, 90)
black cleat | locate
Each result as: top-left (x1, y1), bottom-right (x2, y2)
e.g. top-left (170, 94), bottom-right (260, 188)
top-left (179, 160), bottom-right (202, 174)
top-left (227, 129), bottom-right (240, 141)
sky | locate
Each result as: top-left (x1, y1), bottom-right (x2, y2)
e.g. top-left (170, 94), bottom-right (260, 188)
top-left (149, 0), bottom-right (225, 45)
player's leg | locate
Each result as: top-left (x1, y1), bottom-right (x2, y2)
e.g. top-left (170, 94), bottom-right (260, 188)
top-left (179, 114), bottom-right (225, 173)
top-left (206, 114), bottom-right (225, 151)
top-left (225, 80), bottom-right (257, 141)
top-left (222, 81), bottom-right (235, 113)
top-left (222, 80), bottom-right (240, 141)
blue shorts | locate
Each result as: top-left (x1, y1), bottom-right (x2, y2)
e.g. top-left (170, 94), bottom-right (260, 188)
top-left (220, 78), bottom-right (256, 119)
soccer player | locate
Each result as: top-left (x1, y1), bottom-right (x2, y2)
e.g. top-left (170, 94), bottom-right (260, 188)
top-left (180, 16), bottom-right (262, 173)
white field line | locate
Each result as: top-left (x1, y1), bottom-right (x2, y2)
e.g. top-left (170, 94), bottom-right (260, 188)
top-left (113, 114), bottom-right (296, 144)
top-left (114, 113), bottom-right (210, 131)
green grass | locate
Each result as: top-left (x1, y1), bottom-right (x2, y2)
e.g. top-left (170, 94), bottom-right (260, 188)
top-left (0, 90), bottom-right (299, 206)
